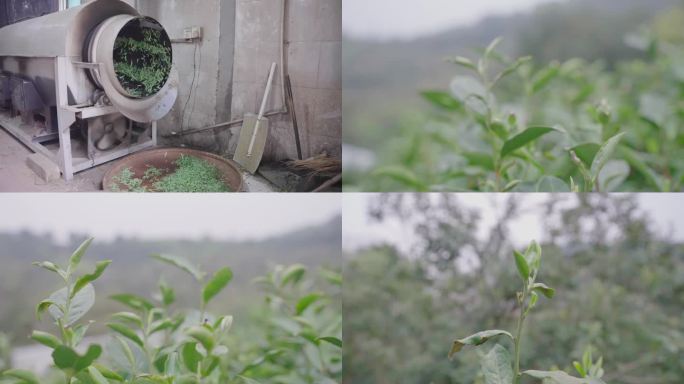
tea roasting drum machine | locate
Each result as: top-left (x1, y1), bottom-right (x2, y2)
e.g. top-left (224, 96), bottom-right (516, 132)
top-left (0, 0), bottom-right (178, 180)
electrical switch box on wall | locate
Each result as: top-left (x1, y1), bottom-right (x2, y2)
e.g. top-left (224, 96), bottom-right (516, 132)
top-left (183, 26), bottom-right (202, 41)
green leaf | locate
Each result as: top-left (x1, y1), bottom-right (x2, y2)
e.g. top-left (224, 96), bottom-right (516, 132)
top-left (421, 91), bottom-right (462, 110)
top-left (523, 370), bottom-right (605, 384)
top-left (501, 126), bottom-right (558, 158)
top-left (569, 143), bottom-right (601, 168)
top-left (450, 75), bottom-right (487, 103)
top-left (181, 342), bottom-right (202, 372)
top-left (32, 261), bottom-right (67, 280)
top-left (316, 336), bottom-right (342, 348)
top-left (52, 344), bottom-right (102, 373)
top-left (536, 176), bottom-right (570, 192)
top-left (448, 330), bottom-right (514, 359)
top-left (149, 319), bottom-right (175, 335)
top-left (480, 344), bottom-right (514, 384)
top-left (202, 355), bottom-right (220, 377)
top-left (280, 264), bottom-right (307, 287)
top-left (238, 376), bottom-right (262, 384)
top-left (72, 260), bottom-right (111, 298)
top-left (620, 146), bottom-right (664, 192)
top-left (164, 351), bottom-right (180, 376)
top-left (151, 253), bottom-right (205, 281)
top-left (597, 160), bottom-right (630, 192)
top-left (531, 65), bottom-right (560, 94)
top-left (111, 312), bottom-right (144, 329)
top-left (46, 283), bottom-right (96, 326)
top-left (113, 336), bottom-right (136, 373)
top-left (30, 330), bottom-right (61, 349)
top-left (532, 282), bottom-right (555, 298)
top-left (36, 299), bottom-right (59, 320)
top-left (484, 37), bottom-right (503, 61)
top-left (186, 326), bottom-right (215, 353)
top-left (320, 268), bottom-right (342, 286)
top-left (590, 132), bottom-right (626, 181)
top-left (72, 322), bottom-right (93, 346)
top-left (2, 369), bottom-right (40, 384)
top-left (503, 180), bottom-right (521, 192)
top-left (107, 323), bottom-right (144, 348)
top-left (526, 241), bottom-right (542, 270)
top-left (75, 345), bottom-right (103, 372)
top-left (529, 291), bottom-right (539, 308)
top-left (296, 293), bottom-right (323, 315)
top-left (513, 251), bottom-right (530, 280)
top-left (202, 267), bottom-right (233, 306)
top-left (87, 366), bottom-right (109, 384)
top-left (493, 56), bottom-right (532, 85)
top-left (447, 56), bottom-right (477, 71)
top-left (373, 166), bottom-right (428, 191)
top-left (69, 238), bottom-right (94, 274)
top-left (92, 363), bottom-right (124, 381)
top-left (214, 315), bottom-right (234, 334)
top-left (463, 152), bottom-right (495, 171)
top-left (159, 279), bottom-right (175, 306)
top-left (110, 293), bottom-right (155, 312)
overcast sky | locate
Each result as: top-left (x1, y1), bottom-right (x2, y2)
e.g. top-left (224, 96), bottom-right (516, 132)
top-left (0, 194), bottom-right (341, 244)
top-left (343, 194), bottom-right (684, 253)
top-left (343, 0), bottom-right (563, 40)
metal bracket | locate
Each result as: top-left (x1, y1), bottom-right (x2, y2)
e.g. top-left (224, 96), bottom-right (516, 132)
top-left (72, 61), bottom-right (102, 70)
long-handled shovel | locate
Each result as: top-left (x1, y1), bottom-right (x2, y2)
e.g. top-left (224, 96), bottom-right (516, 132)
top-left (234, 62), bottom-right (277, 174)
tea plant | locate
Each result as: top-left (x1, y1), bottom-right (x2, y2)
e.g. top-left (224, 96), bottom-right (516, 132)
top-left (246, 265), bottom-right (343, 383)
top-left (359, 33), bottom-right (684, 192)
top-left (1, 238), bottom-right (112, 384)
top-left (0, 239), bottom-right (342, 384)
top-left (448, 241), bottom-right (607, 384)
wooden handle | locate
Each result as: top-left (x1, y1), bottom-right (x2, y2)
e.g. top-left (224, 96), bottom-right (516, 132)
top-left (248, 62), bottom-right (277, 157)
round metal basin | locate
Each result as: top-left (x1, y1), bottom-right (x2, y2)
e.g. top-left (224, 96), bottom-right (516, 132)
top-left (103, 148), bottom-right (244, 192)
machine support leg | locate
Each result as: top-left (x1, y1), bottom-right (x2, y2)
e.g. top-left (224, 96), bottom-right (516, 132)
top-left (152, 121), bottom-right (158, 146)
top-left (55, 57), bottom-right (76, 181)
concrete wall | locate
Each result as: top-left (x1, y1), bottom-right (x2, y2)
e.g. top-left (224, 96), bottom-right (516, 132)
top-left (134, 0), bottom-right (340, 161)
top-left (230, 0), bottom-right (342, 160)
top-left (136, 0), bottom-right (232, 153)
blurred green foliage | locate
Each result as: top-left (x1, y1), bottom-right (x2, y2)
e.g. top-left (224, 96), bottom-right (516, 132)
top-left (0, 240), bottom-right (341, 384)
top-left (344, 4), bottom-right (684, 192)
top-left (343, 194), bottom-right (684, 384)
top-left (0, 217), bottom-right (341, 346)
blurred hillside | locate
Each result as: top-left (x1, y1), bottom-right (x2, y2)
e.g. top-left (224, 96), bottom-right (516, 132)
top-left (343, 0), bottom-right (682, 148)
top-left (0, 215), bottom-right (342, 345)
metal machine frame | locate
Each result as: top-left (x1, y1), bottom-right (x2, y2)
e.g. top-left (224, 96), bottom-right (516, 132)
top-left (0, 0), bottom-right (175, 181)
top-left (0, 57), bottom-right (157, 181)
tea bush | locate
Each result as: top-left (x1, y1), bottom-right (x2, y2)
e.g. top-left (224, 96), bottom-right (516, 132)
top-left (350, 32), bottom-right (684, 192)
top-left (0, 239), bottom-right (341, 384)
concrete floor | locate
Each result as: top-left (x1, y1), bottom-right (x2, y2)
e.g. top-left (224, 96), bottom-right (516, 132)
top-left (0, 128), bottom-right (275, 192)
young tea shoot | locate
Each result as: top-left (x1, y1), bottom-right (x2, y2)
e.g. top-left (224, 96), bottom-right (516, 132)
top-left (448, 241), bottom-right (607, 384)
